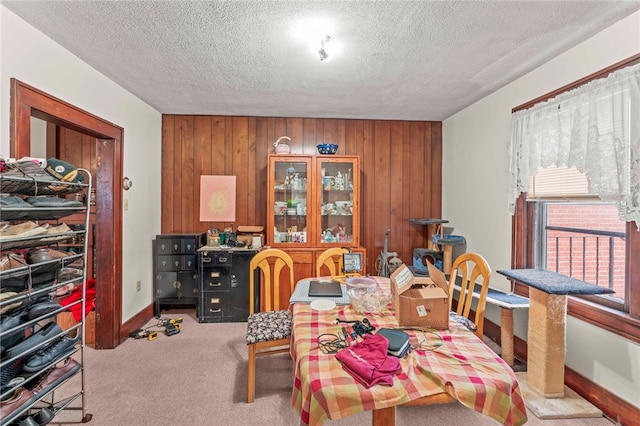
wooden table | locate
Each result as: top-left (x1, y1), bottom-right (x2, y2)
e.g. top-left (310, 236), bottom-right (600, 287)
top-left (290, 276), bottom-right (528, 426)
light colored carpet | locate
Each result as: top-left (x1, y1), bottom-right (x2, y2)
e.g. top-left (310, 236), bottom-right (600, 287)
top-left (52, 309), bottom-right (614, 425)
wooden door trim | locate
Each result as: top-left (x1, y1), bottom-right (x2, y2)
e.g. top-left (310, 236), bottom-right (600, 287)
top-left (10, 79), bottom-right (123, 349)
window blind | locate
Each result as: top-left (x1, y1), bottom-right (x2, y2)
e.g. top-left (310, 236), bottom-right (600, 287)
top-left (527, 166), bottom-right (594, 199)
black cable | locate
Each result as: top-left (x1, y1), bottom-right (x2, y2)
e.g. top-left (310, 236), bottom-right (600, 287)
top-left (317, 333), bottom-right (347, 354)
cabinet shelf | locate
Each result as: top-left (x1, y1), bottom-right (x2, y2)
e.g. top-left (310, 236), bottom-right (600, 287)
top-left (266, 155), bottom-right (366, 282)
top-left (267, 155), bottom-right (360, 248)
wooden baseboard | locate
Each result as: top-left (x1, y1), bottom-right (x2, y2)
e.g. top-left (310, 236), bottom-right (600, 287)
top-left (484, 318), bottom-right (640, 425)
top-left (119, 304), bottom-right (155, 343)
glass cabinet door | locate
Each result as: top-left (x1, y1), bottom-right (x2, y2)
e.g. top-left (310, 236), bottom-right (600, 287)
top-left (269, 156), bottom-right (311, 246)
top-left (316, 157), bottom-right (359, 247)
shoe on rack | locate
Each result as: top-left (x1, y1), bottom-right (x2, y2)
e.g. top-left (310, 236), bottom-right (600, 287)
top-left (0, 357), bottom-right (26, 394)
top-left (0, 291), bottom-right (24, 315)
top-left (26, 196), bottom-right (83, 208)
top-left (5, 322), bottom-right (62, 360)
top-left (17, 415), bottom-right (39, 426)
top-left (0, 309), bottom-right (29, 350)
top-left (31, 358), bottom-right (81, 396)
top-left (0, 387), bottom-right (35, 421)
top-left (43, 223), bottom-right (71, 235)
top-left (0, 196), bottom-right (32, 209)
top-left (26, 248), bottom-right (70, 264)
top-left (22, 328), bottom-right (80, 373)
top-left (29, 406), bottom-right (55, 425)
top-left (1, 252), bottom-right (28, 271)
top-left (1, 160), bottom-right (54, 181)
top-left (27, 300), bottom-right (62, 321)
top-left (0, 222), bottom-right (48, 239)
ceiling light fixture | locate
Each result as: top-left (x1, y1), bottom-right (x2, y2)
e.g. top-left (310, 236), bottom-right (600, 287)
top-left (319, 35), bottom-right (330, 61)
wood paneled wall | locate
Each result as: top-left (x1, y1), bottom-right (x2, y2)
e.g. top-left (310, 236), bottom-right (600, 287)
top-left (161, 115), bottom-right (442, 272)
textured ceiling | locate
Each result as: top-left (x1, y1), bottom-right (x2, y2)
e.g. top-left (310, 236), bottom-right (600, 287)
top-left (3, 1), bottom-right (640, 121)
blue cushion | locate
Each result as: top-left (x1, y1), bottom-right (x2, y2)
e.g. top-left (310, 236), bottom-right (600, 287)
top-left (449, 311), bottom-right (477, 332)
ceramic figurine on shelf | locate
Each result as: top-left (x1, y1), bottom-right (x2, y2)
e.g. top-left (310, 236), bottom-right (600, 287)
top-left (336, 171), bottom-right (344, 190)
top-left (324, 228), bottom-right (334, 242)
top-left (337, 224), bottom-right (347, 241)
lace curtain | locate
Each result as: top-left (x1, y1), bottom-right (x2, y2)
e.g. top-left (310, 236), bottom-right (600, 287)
top-left (508, 63), bottom-right (640, 227)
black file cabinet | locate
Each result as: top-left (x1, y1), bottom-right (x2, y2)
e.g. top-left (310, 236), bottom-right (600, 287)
top-left (198, 248), bottom-right (258, 323)
top-left (154, 233), bottom-right (205, 315)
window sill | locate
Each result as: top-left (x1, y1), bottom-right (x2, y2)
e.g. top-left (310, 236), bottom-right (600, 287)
top-left (568, 297), bottom-right (640, 344)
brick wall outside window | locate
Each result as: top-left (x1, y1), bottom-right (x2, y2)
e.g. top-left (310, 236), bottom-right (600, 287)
top-left (546, 204), bottom-right (626, 297)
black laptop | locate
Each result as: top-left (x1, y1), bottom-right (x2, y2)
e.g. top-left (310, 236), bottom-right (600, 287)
top-left (308, 280), bottom-right (343, 297)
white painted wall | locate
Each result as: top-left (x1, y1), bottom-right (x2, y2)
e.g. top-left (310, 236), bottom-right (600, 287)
top-left (443, 11), bottom-right (640, 407)
top-left (1, 6), bottom-right (162, 322)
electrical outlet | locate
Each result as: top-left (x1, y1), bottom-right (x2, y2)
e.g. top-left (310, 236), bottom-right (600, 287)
top-left (136, 280), bottom-right (141, 292)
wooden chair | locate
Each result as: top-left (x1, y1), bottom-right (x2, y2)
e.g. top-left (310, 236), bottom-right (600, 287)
top-left (246, 248), bottom-right (295, 403)
top-left (447, 253), bottom-right (491, 339)
top-left (315, 247), bottom-right (349, 277)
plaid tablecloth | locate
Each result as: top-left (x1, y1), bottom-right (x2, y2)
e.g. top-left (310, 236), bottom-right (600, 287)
top-left (291, 277), bottom-right (528, 426)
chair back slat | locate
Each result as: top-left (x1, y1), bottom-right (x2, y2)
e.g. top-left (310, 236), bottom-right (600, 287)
top-left (316, 247), bottom-right (349, 277)
top-left (249, 249), bottom-right (295, 314)
top-left (447, 253), bottom-right (491, 338)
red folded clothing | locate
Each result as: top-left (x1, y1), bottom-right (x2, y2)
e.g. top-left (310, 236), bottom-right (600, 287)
top-left (335, 333), bottom-right (401, 388)
top-left (60, 279), bottom-right (96, 321)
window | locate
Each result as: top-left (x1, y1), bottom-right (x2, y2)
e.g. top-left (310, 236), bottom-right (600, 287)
top-left (527, 167), bottom-right (627, 310)
top-left (510, 56), bottom-right (640, 343)
top-left (531, 199), bottom-right (627, 310)
top-left (515, 195), bottom-right (639, 342)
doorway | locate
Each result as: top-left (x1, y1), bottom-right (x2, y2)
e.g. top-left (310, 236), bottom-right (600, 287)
top-left (10, 79), bottom-right (123, 349)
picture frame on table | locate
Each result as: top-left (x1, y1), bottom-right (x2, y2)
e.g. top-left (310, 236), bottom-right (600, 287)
top-left (342, 252), bottom-right (363, 274)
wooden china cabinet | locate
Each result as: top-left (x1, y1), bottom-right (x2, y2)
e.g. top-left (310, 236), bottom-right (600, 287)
top-left (266, 155), bottom-right (366, 284)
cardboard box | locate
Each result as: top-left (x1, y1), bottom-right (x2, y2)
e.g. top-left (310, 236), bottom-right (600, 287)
top-left (237, 226), bottom-right (264, 248)
top-left (390, 262), bottom-right (449, 329)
